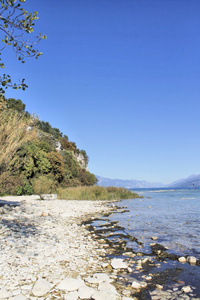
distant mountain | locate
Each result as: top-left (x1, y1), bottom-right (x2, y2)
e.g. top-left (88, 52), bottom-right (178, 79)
top-left (96, 175), bottom-right (164, 189)
top-left (96, 174), bottom-right (200, 189)
top-left (168, 174), bottom-right (200, 189)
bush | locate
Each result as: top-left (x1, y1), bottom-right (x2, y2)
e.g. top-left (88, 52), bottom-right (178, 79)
top-left (32, 175), bottom-right (57, 195)
top-left (0, 172), bottom-right (30, 196)
top-left (16, 183), bottom-right (33, 195)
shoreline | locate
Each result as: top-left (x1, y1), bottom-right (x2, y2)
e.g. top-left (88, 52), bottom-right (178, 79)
top-left (0, 196), bottom-right (199, 299)
top-left (0, 196), bottom-right (125, 299)
top-left (86, 200), bottom-right (200, 300)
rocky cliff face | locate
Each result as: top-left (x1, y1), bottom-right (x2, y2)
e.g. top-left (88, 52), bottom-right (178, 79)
top-left (38, 131), bottom-right (89, 171)
top-left (74, 153), bottom-right (89, 171)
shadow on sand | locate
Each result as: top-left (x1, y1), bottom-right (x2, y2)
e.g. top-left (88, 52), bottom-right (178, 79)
top-left (0, 199), bottom-right (39, 238)
top-left (0, 199), bottom-right (20, 207)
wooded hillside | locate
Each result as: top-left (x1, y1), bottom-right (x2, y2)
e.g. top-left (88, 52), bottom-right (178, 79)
top-left (0, 96), bottom-right (97, 195)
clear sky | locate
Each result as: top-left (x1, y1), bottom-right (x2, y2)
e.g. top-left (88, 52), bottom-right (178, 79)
top-left (2, 0), bottom-right (200, 184)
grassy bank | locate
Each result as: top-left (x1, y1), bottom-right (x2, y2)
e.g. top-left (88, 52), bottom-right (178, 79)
top-left (57, 186), bottom-right (142, 200)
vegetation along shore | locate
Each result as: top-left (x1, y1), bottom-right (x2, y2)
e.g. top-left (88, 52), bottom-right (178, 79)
top-left (0, 92), bottom-right (198, 300)
top-left (0, 96), bottom-right (140, 201)
top-left (0, 196), bottom-right (199, 300)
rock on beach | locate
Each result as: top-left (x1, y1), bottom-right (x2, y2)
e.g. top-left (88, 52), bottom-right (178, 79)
top-left (32, 278), bottom-right (52, 296)
top-left (111, 258), bottom-right (128, 270)
top-left (0, 196), bottom-right (115, 299)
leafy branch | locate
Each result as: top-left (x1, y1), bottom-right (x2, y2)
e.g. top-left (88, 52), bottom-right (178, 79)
top-left (0, 0), bottom-right (46, 93)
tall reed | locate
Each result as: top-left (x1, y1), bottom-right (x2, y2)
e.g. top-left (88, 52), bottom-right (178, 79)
top-left (57, 186), bottom-right (141, 200)
top-left (0, 102), bottom-right (37, 172)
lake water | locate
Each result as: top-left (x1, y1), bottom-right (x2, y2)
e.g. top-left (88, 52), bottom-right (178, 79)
top-left (89, 189), bottom-right (200, 298)
top-left (111, 189), bottom-right (200, 258)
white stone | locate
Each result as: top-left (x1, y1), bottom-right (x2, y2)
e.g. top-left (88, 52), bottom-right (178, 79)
top-left (78, 286), bottom-right (96, 299)
top-left (11, 295), bottom-right (27, 300)
top-left (92, 290), bottom-right (120, 300)
top-left (127, 267), bottom-right (132, 273)
top-left (0, 288), bottom-right (12, 299)
top-left (57, 278), bottom-right (85, 291)
top-left (156, 284), bottom-right (163, 290)
top-left (122, 297), bottom-right (133, 300)
top-left (131, 281), bottom-right (141, 289)
top-left (182, 286), bottom-right (192, 293)
top-left (111, 258), bottom-right (128, 269)
top-left (64, 291), bottom-right (79, 300)
top-left (187, 256), bottom-right (197, 265)
top-left (178, 256), bottom-right (187, 263)
top-left (32, 278), bottom-right (52, 297)
top-left (146, 276), bottom-right (152, 281)
top-left (40, 194), bottom-right (57, 200)
top-left (85, 273), bottom-right (112, 284)
top-left (21, 284), bottom-right (32, 290)
top-left (98, 282), bottom-right (117, 294)
top-left (12, 290), bottom-right (21, 296)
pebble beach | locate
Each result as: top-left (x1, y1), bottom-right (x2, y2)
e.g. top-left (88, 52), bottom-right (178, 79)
top-left (0, 196), bottom-right (199, 300)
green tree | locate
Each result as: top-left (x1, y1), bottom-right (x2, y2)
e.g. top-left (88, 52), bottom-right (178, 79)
top-left (38, 121), bottom-right (63, 138)
top-left (10, 141), bottom-right (51, 178)
top-left (47, 151), bottom-right (65, 183)
top-left (7, 98), bottom-right (26, 112)
top-left (0, 0), bottom-right (46, 93)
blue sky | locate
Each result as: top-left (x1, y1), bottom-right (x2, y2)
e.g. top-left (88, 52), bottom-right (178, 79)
top-left (2, 0), bottom-right (200, 184)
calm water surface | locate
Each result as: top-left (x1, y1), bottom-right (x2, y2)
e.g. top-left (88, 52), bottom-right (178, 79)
top-left (111, 189), bottom-right (200, 258)
top-left (89, 189), bottom-right (200, 298)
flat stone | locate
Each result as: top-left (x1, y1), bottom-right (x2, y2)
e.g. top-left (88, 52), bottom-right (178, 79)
top-left (11, 295), bottom-right (27, 300)
top-left (111, 258), bottom-right (128, 269)
top-left (32, 278), bottom-right (52, 297)
top-left (21, 284), bottom-right (32, 290)
top-left (78, 286), bottom-right (96, 299)
top-left (64, 291), bottom-right (79, 300)
top-left (92, 290), bottom-right (120, 300)
top-left (98, 282), bottom-right (117, 294)
top-left (0, 288), bottom-right (13, 299)
top-left (182, 286), bottom-right (192, 293)
top-left (57, 278), bottom-right (85, 291)
top-left (131, 281), bottom-right (141, 289)
top-left (85, 273), bottom-right (112, 284)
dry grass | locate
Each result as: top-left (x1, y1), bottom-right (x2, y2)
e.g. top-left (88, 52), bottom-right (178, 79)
top-left (57, 185), bottom-right (141, 200)
top-left (0, 103), bottom-right (37, 172)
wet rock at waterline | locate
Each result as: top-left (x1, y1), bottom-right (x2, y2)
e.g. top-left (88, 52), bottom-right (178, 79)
top-left (178, 256), bottom-right (187, 263)
top-left (187, 256), bottom-right (197, 265)
top-left (182, 286), bottom-right (192, 293)
top-left (111, 258), bottom-right (128, 270)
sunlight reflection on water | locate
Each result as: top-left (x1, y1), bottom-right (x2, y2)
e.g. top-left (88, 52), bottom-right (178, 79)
top-left (110, 189), bottom-right (200, 257)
